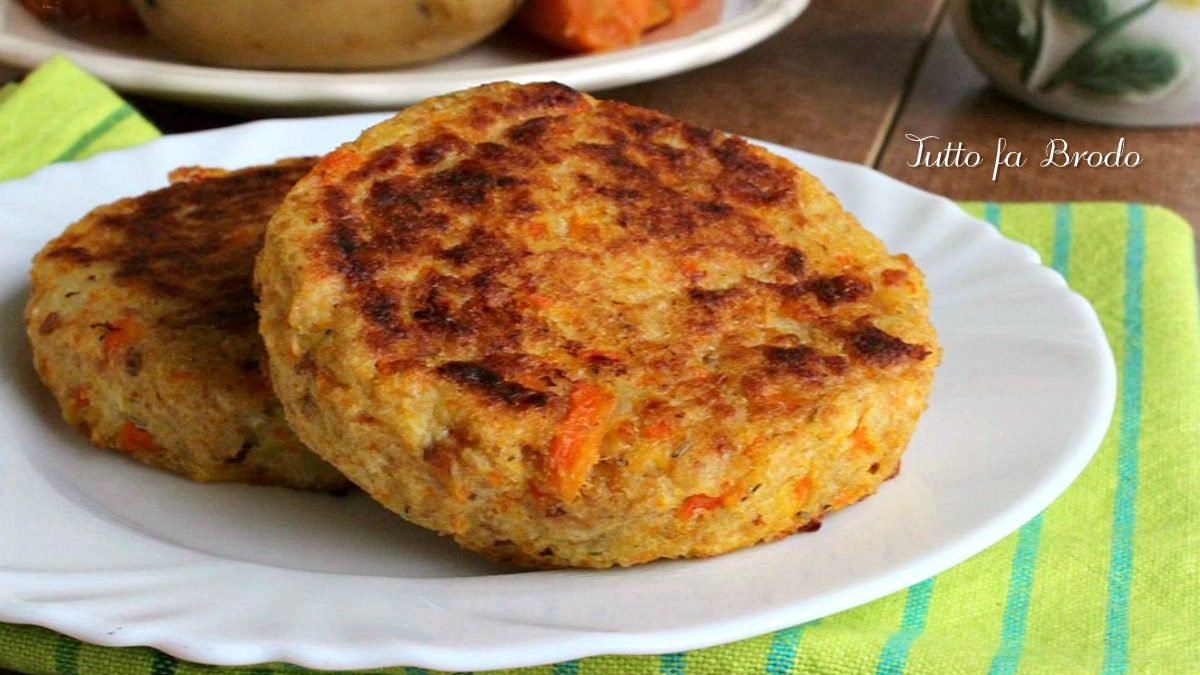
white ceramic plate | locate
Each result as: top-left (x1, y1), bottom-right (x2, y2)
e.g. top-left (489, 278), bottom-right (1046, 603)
top-left (0, 114), bottom-right (1116, 672)
top-left (0, 0), bottom-right (807, 111)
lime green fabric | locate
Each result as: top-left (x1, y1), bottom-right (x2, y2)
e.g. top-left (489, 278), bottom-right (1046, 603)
top-left (0, 82), bottom-right (18, 106)
top-left (0, 54), bottom-right (159, 181)
top-left (2, 58), bottom-right (1198, 675)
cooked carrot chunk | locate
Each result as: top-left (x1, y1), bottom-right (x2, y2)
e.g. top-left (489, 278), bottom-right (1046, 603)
top-left (678, 493), bottom-right (722, 519)
top-left (547, 381), bottom-right (617, 500)
top-left (646, 0), bottom-right (701, 28)
top-left (793, 474), bottom-right (813, 502)
top-left (848, 427), bottom-right (874, 454)
top-left (115, 421), bottom-right (163, 455)
top-left (517, 0), bottom-right (653, 52)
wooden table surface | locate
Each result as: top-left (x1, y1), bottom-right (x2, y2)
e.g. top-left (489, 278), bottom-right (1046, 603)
top-left (0, 0), bottom-right (1195, 671)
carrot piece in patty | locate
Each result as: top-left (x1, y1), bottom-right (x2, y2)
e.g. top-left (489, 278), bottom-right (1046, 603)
top-left (547, 381), bottom-right (617, 500)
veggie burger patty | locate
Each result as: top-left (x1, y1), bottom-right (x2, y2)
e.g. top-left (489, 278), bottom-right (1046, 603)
top-left (25, 158), bottom-right (349, 492)
top-left (256, 82), bottom-right (940, 567)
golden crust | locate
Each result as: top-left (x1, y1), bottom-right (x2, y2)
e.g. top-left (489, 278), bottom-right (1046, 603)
top-left (25, 158), bottom-right (349, 492)
top-left (257, 82), bottom-right (940, 566)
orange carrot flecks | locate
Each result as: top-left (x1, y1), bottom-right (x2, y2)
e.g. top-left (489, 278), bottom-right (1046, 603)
top-left (314, 147), bottom-right (363, 183)
top-left (73, 386), bottom-right (90, 412)
top-left (100, 317), bottom-right (142, 363)
top-left (678, 493), bottom-right (722, 519)
top-left (793, 474), bottom-right (813, 503)
top-left (639, 416), bottom-right (675, 440)
top-left (524, 220), bottom-right (549, 238)
top-left (114, 421), bottom-right (163, 456)
top-left (527, 292), bottom-right (553, 309)
top-left (546, 381), bottom-right (617, 500)
top-left (848, 427), bottom-right (874, 454)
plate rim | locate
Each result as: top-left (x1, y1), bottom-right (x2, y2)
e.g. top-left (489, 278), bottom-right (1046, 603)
top-left (0, 113), bottom-right (1118, 671)
top-left (0, 0), bottom-right (809, 110)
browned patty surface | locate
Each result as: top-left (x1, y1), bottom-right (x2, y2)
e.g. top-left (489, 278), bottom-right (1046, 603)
top-left (257, 82), bottom-right (939, 566)
top-left (26, 158), bottom-right (349, 491)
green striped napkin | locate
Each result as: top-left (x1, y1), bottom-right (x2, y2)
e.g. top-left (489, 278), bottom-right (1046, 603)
top-left (2, 58), bottom-right (1198, 675)
top-left (0, 55), bottom-right (158, 181)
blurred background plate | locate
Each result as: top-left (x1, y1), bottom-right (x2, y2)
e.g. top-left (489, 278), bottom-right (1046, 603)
top-left (0, 0), bottom-right (807, 112)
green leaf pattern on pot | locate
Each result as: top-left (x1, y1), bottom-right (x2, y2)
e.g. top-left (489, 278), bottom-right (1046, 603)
top-left (972, 0), bottom-right (1186, 97)
top-left (1058, 41), bottom-right (1181, 93)
top-left (969, 0), bottom-right (1036, 57)
top-left (1052, 0), bottom-right (1110, 24)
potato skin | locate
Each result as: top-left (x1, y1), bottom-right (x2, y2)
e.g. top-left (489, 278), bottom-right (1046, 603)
top-left (132, 0), bottom-right (522, 70)
top-left (257, 82), bottom-right (940, 567)
top-left (25, 158), bottom-right (349, 492)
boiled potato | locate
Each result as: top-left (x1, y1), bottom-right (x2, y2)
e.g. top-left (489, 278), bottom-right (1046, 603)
top-left (131, 0), bottom-right (522, 70)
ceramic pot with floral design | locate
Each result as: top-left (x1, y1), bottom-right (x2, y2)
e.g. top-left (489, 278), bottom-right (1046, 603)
top-left (950, 0), bottom-right (1200, 126)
